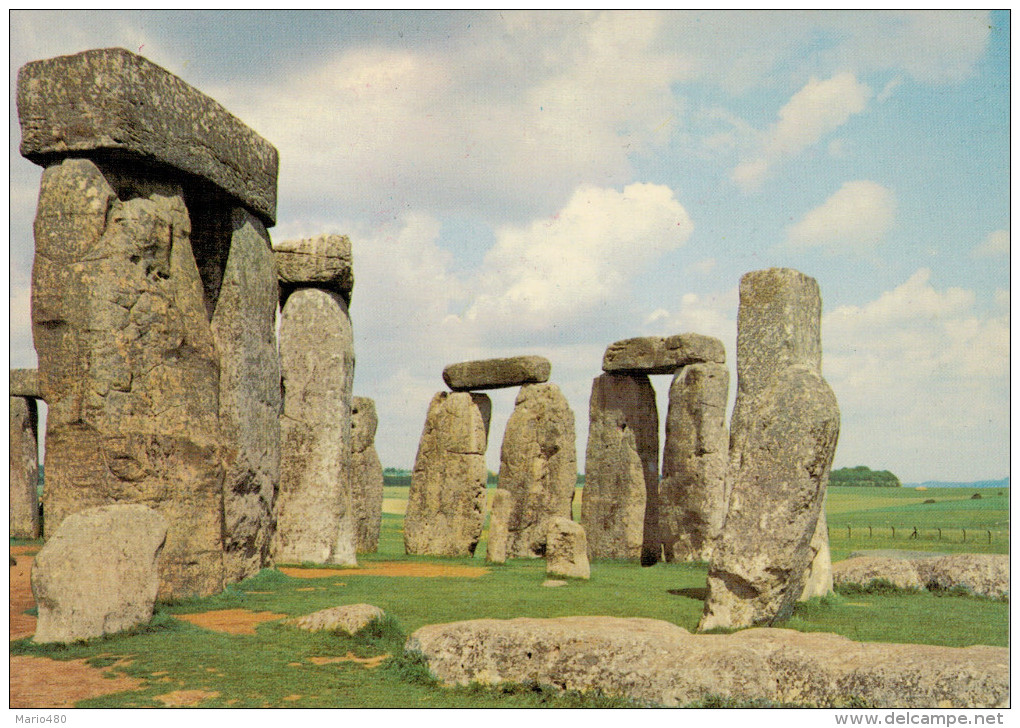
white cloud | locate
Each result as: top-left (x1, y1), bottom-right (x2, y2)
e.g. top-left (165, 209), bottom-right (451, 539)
top-left (824, 268), bottom-right (1008, 480)
top-left (785, 180), bottom-right (896, 253)
top-left (973, 229), bottom-right (1009, 257)
top-left (686, 257), bottom-right (717, 276)
top-left (461, 183), bottom-right (693, 333)
top-left (733, 73), bottom-right (872, 190)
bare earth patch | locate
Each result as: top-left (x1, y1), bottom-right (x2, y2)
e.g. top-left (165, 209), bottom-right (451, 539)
top-left (307, 652), bottom-right (390, 668)
top-left (153, 689), bottom-right (221, 707)
top-left (10, 545), bottom-right (40, 556)
top-left (280, 562), bottom-right (489, 579)
top-left (10, 655), bottom-right (143, 708)
top-left (176, 609), bottom-right (287, 635)
top-left (10, 554), bottom-right (36, 639)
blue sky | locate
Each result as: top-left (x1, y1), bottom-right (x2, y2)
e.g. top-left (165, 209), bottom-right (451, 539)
top-left (8, 10), bottom-right (1010, 482)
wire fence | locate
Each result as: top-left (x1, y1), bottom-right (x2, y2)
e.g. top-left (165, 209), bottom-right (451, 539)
top-left (828, 525), bottom-right (1009, 544)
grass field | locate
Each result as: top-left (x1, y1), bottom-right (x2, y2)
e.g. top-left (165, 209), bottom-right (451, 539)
top-left (9, 485), bottom-right (1009, 708)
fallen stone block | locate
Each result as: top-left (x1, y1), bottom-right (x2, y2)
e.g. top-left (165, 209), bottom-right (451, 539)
top-left (286, 604), bottom-right (385, 635)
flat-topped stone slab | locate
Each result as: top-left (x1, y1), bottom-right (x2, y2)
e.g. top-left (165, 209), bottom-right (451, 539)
top-left (274, 234), bottom-right (354, 301)
top-left (9, 369), bottom-right (41, 399)
top-left (443, 356), bottom-right (551, 391)
top-left (17, 48), bottom-right (278, 224)
top-left (602, 334), bottom-right (725, 375)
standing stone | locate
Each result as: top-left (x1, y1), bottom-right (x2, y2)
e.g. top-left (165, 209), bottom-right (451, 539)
top-left (580, 374), bottom-right (658, 561)
top-left (212, 208), bottom-right (281, 583)
top-left (546, 518), bottom-right (590, 580)
top-left (405, 392), bottom-right (492, 557)
top-left (10, 396), bottom-right (41, 539)
top-left (273, 288), bottom-right (357, 565)
top-left (351, 396), bottom-right (384, 553)
top-left (31, 158), bottom-right (226, 600)
top-left (700, 366), bottom-right (840, 631)
top-left (499, 383), bottom-right (577, 558)
top-left (19, 49), bottom-right (281, 600)
top-left (799, 507), bottom-right (834, 600)
top-left (485, 489), bottom-right (512, 564)
top-left (660, 362), bottom-right (729, 562)
top-left (32, 504), bottom-right (168, 644)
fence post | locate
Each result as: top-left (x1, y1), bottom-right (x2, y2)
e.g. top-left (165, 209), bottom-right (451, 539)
top-left (868, 525), bottom-right (872, 538)
top-left (891, 526), bottom-right (895, 539)
top-left (988, 530), bottom-right (992, 544)
top-left (937, 528), bottom-right (942, 541)
top-left (962, 528), bottom-right (966, 543)
top-left (847, 525), bottom-right (851, 539)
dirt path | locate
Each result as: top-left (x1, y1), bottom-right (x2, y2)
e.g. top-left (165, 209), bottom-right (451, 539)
top-left (10, 553), bottom-right (36, 640)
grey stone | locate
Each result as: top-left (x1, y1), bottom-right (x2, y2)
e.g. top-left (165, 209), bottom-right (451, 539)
top-left (286, 603), bottom-right (385, 634)
top-left (832, 556), bottom-right (924, 591)
top-left (10, 369), bottom-right (41, 399)
top-left (660, 362), bottom-right (729, 562)
top-left (18, 48), bottom-right (278, 223)
top-left (272, 288), bottom-right (357, 566)
top-left (443, 356), bottom-right (551, 391)
top-left (32, 504), bottom-right (168, 643)
top-left (407, 617), bottom-right (1008, 708)
top-left (32, 158), bottom-right (226, 600)
top-left (700, 365), bottom-right (840, 631)
top-left (485, 489), bottom-right (512, 564)
top-left (212, 208), bottom-right (281, 584)
top-left (351, 396), bottom-right (383, 553)
top-left (602, 334), bottom-right (725, 375)
top-left (546, 518), bottom-right (590, 580)
top-left (499, 383), bottom-right (577, 558)
top-left (912, 554), bottom-right (1009, 599)
top-left (9, 396), bottom-right (40, 539)
top-left (404, 391), bottom-right (491, 556)
top-left (274, 234), bottom-right (353, 304)
top-left (580, 374), bottom-right (658, 561)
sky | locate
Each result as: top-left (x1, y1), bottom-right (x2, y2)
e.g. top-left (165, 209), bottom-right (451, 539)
top-left (8, 10), bottom-right (1010, 483)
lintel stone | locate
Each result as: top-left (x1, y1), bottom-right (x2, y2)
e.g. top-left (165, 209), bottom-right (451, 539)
top-left (17, 48), bottom-right (278, 224)
top-left (443, 356), bottom-right (551, 391)
top-left (602, 334), bottom-right (725, 375)
top-left (9, 369), bottom-right (41, 400)
top-left (274, 235), bottom-right (354, 303)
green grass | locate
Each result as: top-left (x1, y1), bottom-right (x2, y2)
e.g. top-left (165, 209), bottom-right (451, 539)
top-left (11, 486), bottom-right (1008, 708)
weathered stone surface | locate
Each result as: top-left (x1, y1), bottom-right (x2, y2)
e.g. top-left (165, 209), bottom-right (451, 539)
top-left (485, 489), bottom-right (512, 564)
top-left (602, 334), bottom-right (725, 375)
top-left (701, 366), bottom-right (840, 631)
top-left (18, 48), bottom-right (278, 223)
top-left (499, 383), bottom-right (577, 558)
top-left (32, 504), bottom-right (167, 643)
top-left (32, 158), bottom-right (226, 600)
top-left (407, 617), bottom-right (1008, 708)
top-left (546, 518), bottom-right (590, 580)
top-left (351, 396), bottom-right (383, 553)
top-left (286, 604), bottom-right (385, 635)
top-left (443, 356), bottom-right (551, 392)
top-left (10, 369), bottom-right (41, 399)
top-left (273, 288), bottom-right (357, 566)
top-left (405, 392), bottom-right (491, 556)
top-left (832, 557), bottom-right (925, 591)
top-left (660, 363), bottom-right (729, 562)
top-left (729, 268), bottom-right (822, 457)
top-left (580, 374), bottom-right (658, 561)
top-left (799, 507), bottom-right (834, 600)
top-left (212, 208), bottom-right (281, 584)
top-left (912, 554), bottom-right (1010, 599)
top-left (542, 579), bottom-right (567, 588)
top-left (9, 396), bottom-right (41, 539)
top-left (274, 234), bottom-right (353, 303)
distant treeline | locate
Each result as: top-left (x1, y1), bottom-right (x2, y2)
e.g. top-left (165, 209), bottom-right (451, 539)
top-left (383, 467), bottom-right (586, 487)
top-left (829, 465), bottom-right (901, 488)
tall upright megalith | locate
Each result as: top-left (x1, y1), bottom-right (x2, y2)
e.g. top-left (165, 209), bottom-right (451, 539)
top-left (18, 48), bottom-right (281, 599)
top-left (405, 391), bottom-right (492, 557)
top-left (10, 389), bottom-right (41, 540)
top-left (659, 362), bottom-right (729, 562)
top-left (272, 235), bottom-right (357, 566)
top-left (580, 373), bottom-right (658, 560)
top-left (351, 396), bottom-right (384, 554)
top-left (701, 269), bottom-right (839, 630)
top-left (499, 383), bottom-right (577, 558)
